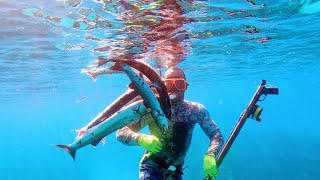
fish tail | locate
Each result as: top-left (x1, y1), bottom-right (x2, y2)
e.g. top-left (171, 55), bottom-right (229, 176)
top-left (52, 144), bottom-right (76, 161)
top-left (109, 61), bottom-right (125, 71)
top-left (97, 56), bottom-right (111, 67)
top-left (97, 57), bottom-right (124, 71)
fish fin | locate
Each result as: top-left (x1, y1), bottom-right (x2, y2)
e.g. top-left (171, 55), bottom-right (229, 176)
top-left (91, 137), bottom-right (106, 147)
top-left (109, 61), bottom-right (124, 71)
top-left (97, 56), bottom-right (109, 67)
top-left (74, 127), bottom-right (87, 140)
top-left (128, 82), bottom-right (134, 89)
top-left (101, 137), bottom-right (106, 146)
top-left (91, 139), bottom-right (100, 147)
top-left (52, 144), bottom-right (76, 161)
top-left (139, 72), bottom-right (144, 78)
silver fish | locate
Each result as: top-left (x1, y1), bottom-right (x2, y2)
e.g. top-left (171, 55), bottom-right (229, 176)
top-left (98, 57), bottom-right (171, 120)
top-left (54, 63), bottom-right (168, 159)
top-left (121, 63), bottom-right (168, 133)
top-left (53, 100), bottom-right (149, 160)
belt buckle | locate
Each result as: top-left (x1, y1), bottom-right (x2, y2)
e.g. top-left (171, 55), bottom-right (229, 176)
top-left (167, 165), bottom-right (176, 171)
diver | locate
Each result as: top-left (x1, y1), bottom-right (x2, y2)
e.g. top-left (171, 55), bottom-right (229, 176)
top-left (116, 66), bottom-right (224, 180)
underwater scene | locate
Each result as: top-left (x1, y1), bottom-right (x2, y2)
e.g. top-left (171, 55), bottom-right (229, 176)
top-left (0, 0), bottom-right (319, 179)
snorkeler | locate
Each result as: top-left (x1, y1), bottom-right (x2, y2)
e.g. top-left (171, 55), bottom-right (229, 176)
top-left (116, 66), bottom-right (224, 180)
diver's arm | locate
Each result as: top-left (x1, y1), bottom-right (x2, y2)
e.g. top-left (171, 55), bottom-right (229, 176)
top-left (198, 107), bottom-right (224, 156)
top-left (116, 115), bottom-right (149, 146)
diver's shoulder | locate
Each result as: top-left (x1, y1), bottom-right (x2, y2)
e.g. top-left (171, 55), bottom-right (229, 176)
top-left (183, 99), bottom-right (207, 110)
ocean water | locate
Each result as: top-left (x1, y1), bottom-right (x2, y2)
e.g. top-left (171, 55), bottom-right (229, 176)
top-left (0, 0), bottom-right (319, 179)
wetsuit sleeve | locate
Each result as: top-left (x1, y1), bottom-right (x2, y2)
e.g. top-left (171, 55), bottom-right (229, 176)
top-left (116, 114), bottom-right (150, 146)
top-left (198, 107), bottom-right (224, 157)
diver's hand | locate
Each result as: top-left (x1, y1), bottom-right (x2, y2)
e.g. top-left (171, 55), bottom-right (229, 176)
top-left (204, 153), bottom-right (218, 180)
top-left (137, 134), bottom-right (162, 154)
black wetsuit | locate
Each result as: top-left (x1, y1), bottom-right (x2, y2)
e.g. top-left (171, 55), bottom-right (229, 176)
top-left (116, 99), bottom-right (224, 179)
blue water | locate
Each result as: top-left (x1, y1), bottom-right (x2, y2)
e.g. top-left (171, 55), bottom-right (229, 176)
top-left (1, 0), bottom-right (320, 179)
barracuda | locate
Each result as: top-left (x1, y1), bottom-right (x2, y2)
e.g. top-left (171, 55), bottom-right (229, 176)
top-left (54, 62), bottom-right (168, 160)
top-left (79, 58), bottom-right (171, 131)
top-left (97, 57), bottom-right (171, 119)
top-left (121, 63), bottom-right (168, 133)
top-left (53, 100), bottom-right (149, 160)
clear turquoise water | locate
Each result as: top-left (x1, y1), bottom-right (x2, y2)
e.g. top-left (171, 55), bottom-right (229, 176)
top-left (1, 0), bottom-right (319, 179)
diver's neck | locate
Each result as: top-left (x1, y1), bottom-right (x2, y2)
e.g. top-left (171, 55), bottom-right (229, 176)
top-left (171, 99), bottom-right (184, 107)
